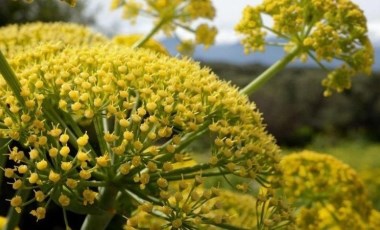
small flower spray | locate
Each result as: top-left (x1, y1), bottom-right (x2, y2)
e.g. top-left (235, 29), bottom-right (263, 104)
top-left (235, 0), bottom-right (374, 96)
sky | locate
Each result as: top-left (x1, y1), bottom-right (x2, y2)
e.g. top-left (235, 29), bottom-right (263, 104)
top-left (87, 0), bottom-right (380, 46)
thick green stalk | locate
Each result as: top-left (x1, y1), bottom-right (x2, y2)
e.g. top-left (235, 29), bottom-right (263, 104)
top-left (239, 46), bottom-right (301, 95)
top-left (0, 51), bottom-right (25, 107)
top-left (80, 185), bottom-right (119, 230)
top-left (132, 17), bottom-right (167, 49)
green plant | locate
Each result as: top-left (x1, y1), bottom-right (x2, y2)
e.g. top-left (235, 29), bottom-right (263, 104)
top-left (0, 0), bottom-right (376, 230)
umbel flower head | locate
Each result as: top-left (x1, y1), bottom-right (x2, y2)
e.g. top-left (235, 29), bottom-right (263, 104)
top-left (280, 151), bottom-right (375, 229)
top-left (235, 0), bottom-right (374, 96)
top-left (0, 25), bottom-right (283, 228)
top-left (0, 22), bottom-right (107, 58)
top-left (110, 0), bottom-right (217, 55)
top-left (126, 188), bottom-right (294, 229)
top-left (112, 34), bottom-right (169, 55)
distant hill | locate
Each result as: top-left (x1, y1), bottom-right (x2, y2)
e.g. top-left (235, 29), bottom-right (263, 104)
top-left (161, 38), bottom-right (380, 71)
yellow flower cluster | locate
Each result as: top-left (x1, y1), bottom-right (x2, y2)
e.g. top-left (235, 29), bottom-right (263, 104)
top-left (125, 187), bottom-right (294, 230)
top-left (125, 177), bottom-right (222, 229)
top-left (113, 34), bottom-right (169, 55)
top-left (0, 23), bottom-right (281, 227)
top-left (280, 151), bottom-right (375, 229)
top-left (111, 0), bottom-right (217, 54)
top-left (0, 22), bottom-right (107, 58)
top-left (235, 0), bottom-right (374, 96)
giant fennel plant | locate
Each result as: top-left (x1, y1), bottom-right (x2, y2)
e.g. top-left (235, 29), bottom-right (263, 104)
top-left (0, 0), bottom-right (376, 230)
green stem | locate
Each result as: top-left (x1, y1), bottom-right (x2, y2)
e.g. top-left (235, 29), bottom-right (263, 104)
top-left (0, 139), bottom-right (11, 195)
top-left (239, 45), bottom-right (301, 95)
top-left (132, 17), bottom-right (167, 49)
top-left (0, 51), bottom-right (25, 107)
top-left (80, 185), bottom-right (119, 230)
top-left (93, 113), bottom-right (108, 156)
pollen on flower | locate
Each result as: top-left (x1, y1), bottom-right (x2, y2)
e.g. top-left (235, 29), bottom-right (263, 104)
top-left (119, 163), bottom-right (131, 175)
top-left (96, 155), bottom-right (109, 167)
top-left (4, 168), bottom-right (15, 178)
top-left (77, 151), bottom-right (90, 162)
top-left (79, 169), bottom-right (92, 180)
top-left (28, 173), bottom-right (39, 184)
top-left (17, 165), bottom-right (28, 174)
top-left (48, 170), bottom-right (61, 183)
top-left (82, 189), bottom-right (98, 206)
top-left (29, 149), bottom-right (39, 160)
top-left (36, 159), bottom-right (48, 170)
top-left (58, 194), bottom-right (70, 207)
top-left (77, 133), bottom-right (89, 147)
top-left (48, 147), bottom-right (59, 158)
top-left (34, 190), bottom-right (45, 202)
top-left (61, 161), bottom-right (73, 171)
top-left (12, 179), bottom-right (23, 190)
top-left (30, 207), bottom-right (46, 221)
top-left (59, 146), bottom-right (70, 158)
top-left (59, 133), bottom-right (70, 144)
top-left (10, 195), bottom-right (22, 209)
top-left (66, 178), bottom-right (78, 189)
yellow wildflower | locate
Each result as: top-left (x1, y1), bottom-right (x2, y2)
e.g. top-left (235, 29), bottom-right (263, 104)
top-left (1, 24), bottom-right (280, 228)
top-left (281, 151), bottom-right (372, 229)
top-left (195, 24), bottom-right (218, 48)
top-left (0, 22), bottom-right (107, 58)
top-left (235, 0), bottom-right (374, 95)
top-left (113, 34), bottom-right (169, 55)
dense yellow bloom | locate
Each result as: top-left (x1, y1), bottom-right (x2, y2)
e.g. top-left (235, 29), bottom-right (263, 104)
top-left (112, 34), bottom-right (169, 55)
top-left (369, 209), bottom-right (380, 229)
top-left (1, 23), bottom-right (280, 226)
top-left (235, 0), bottom-right (374, 95)
top-left (0, 22), bottom-right (108, 58)
top-left (126, 188), bottom-right (294, 229)
top-left (184, 0), bottom-right (215, 20)
top-left (281, 151), bottom-right (373, 229)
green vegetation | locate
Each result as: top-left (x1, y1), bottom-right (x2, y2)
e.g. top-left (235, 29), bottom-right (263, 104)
top-left (208, 62), bottom-right (380, 146)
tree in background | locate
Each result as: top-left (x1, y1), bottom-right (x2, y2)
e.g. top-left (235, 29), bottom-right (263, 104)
top-left (0, 0), bottom-right (91, 26)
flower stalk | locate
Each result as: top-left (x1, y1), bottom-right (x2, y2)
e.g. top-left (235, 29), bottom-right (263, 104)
top-left (80, 185), bottom-right (119, 230)
top-left (239, 45), bottom-right (301, 95)
top-left (132, 17), bottom-right (168, 49)
top-left (0, 51), bottom-right (25, 107)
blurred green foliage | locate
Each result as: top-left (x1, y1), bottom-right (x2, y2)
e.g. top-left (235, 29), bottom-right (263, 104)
top-left (208, 62), bottom-right (380, 146)
top-left (0, 0), bottom-right (91, 26)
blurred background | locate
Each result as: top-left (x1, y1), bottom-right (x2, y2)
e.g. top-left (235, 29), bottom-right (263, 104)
top-left (0, 0), bottom-right (379, 228)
